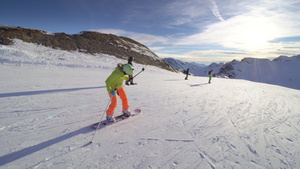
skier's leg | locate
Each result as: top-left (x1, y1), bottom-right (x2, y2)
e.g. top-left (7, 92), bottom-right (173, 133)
top-left (106, 93), bottom-right (118, 116)
top-left (118, 86), bottom-right (129, 110)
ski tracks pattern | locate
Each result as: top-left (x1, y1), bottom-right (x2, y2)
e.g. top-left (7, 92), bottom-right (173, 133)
top-left (168, 80), bottom-right (300, 169)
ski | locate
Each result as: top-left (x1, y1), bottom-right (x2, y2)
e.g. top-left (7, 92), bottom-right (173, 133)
top-left (92, 109), bottom-right (142, 129)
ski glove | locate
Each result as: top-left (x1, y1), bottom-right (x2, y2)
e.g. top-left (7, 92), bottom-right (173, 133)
top-left (110, 90), bottom-right (116, 96)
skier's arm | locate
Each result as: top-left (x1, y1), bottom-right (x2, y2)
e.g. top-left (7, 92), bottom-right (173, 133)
top-left (124, 75), bottom-right (130, 81)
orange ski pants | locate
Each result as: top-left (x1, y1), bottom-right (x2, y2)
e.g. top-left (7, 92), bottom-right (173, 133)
top-left (106, 86), bottom-right (129, 116)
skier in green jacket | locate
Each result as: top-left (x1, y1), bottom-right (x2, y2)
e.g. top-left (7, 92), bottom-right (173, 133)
top-left (105, 63), bottom-right (134, 122)
top-left (208, 69), bottom-right (213, 84)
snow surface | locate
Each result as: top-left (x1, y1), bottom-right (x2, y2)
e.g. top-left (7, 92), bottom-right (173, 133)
top-left (1, 40), bottom-right (300, 169)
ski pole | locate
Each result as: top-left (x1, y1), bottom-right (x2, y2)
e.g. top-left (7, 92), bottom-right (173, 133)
top-left (90, 85), bottom-right (117, 143)
top-left (133, 68), bottom-right (145, 79)
top-left (89, 95), bottom-right (112, 143)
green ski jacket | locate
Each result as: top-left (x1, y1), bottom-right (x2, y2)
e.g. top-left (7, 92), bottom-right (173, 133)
top-left (105, 64), bottom-right (130, 93)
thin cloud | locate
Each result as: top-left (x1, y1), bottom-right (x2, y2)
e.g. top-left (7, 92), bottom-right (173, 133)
top-left (91, 29), bottom-right (169, 45)
top-left (130, 0), bottom-right (213, 29)
top-left (173, 6), bottom-right (300, 51)
top-left (93, 0), bottom-right (300, 64)
top-left (156, 50), bottom-right (246, 63)
top-left (209, 0), bottom-right (224, 21)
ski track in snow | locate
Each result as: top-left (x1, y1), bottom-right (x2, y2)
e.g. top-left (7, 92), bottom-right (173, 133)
top-left (0, 41), bottom-right (300, 169)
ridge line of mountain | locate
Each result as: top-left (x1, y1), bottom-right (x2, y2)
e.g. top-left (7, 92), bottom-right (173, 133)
top-left (0, 25), bottom-right (177, 72)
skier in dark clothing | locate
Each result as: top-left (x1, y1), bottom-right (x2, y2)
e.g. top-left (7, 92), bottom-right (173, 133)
top-left (128, 56), bottom-right (133, 65)
top-left (185, 68), bottom-right (190, 80)
top-left (126, 57), bottom-right (135, 85)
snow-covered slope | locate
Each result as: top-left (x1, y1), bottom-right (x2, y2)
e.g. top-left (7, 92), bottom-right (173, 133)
top-left (219, 57), bottom-right (300, 90)
top-left (1, 41), bottom-right (300, 169)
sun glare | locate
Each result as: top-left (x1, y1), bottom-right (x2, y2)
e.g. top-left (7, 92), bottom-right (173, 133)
top-left (240, 17), bottom-right (279, 51)
top-left (243, 27), bottom-right (270, 51)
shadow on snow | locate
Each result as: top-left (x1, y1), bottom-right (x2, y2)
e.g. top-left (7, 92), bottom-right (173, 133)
top-left (189, 83), bottom-right (209, 87)
top-left (0, 86), bottom-right (106, 98)
top-left (0, 125), bottom-right (94, 166)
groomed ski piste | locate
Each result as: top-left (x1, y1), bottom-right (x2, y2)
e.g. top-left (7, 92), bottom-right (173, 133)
top-left (0, 40), bottom-right (299, 169)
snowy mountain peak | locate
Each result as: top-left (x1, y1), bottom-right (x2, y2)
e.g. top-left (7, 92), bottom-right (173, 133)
top-left (241, 57), bottom-right (269, 64)
top-left (165, 56), bottom-right (300, 90)
top-left (273, 54), bottom-right (300, 62)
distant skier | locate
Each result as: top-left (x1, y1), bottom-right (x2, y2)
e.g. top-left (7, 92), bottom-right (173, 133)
top-left (126, 56), bottom-right (135, 85)
top-left (105, 63), bottom-right (134, 122)
top-left (208, 69), bottom-right (213, 84)
top-left (185, 68), bottom-right (190, 80)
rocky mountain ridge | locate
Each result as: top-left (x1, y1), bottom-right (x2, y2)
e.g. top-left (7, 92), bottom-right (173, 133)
top-left (0, 25), bottom-right (176, 72)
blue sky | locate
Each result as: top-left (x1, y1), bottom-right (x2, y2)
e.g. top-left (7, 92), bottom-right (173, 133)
top-left (1, 0), bottom-right (300, 65)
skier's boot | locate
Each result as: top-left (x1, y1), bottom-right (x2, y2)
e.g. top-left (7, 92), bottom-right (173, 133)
top-left (106, 115), bottom-right (116, 122)
top-left (122, 109), bottom-right (131, 117)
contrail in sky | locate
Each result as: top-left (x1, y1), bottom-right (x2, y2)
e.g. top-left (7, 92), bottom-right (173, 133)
top-left (209, 0), bottom-right (225, 21)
